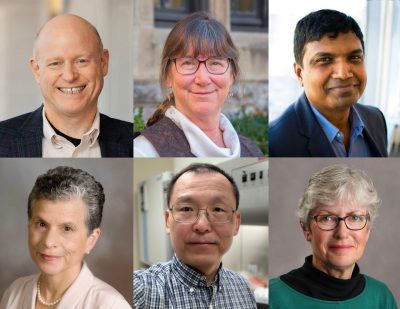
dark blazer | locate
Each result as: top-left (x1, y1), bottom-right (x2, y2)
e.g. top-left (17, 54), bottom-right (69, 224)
top-left (136, 117), bottom-right (264, 157)
top-left (0, 106), bottom-right (133, 157)
top-left (269, 93), bottom-right (388, 157)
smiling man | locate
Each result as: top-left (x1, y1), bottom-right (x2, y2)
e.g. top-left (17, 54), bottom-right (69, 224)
top-left (134, 163), bottom-right (257, 309)
top-left (0, 14), bottom-right (132, 157)
top-left (269, 9), bottom-right (388, 157)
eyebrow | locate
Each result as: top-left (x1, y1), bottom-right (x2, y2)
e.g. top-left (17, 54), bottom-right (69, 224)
top-left (31, 215), bottom-right (78, 228)
top-left (173, 195), bottom-right (229, 206)
top-left (314, 209), bottom-right (367, 216)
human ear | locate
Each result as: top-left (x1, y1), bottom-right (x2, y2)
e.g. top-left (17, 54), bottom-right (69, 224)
top-left (30, 58), bottom-right (41, 84)
top-left (85, 228), bottom-right (101, 254)
top-left (165, 209), bottom-right (171, 235)
top-left (101, 49), bottom-right (109, 76)
top-left (293, 62), bottom-right (304, 87)
top-left (233, 211), bottom-right (241, 236)
top-left (300, 222), bottom-right (311, 241)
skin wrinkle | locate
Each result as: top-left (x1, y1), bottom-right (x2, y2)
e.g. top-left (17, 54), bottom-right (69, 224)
top-left (29, 14), bottom-right (109, 138)
top-left (165, 172), bottom-right (240, 284)
top-left (294, 32), bottom-right (367, 148)
top-left (29, 198), bottom-right (100, 304)
top-left (301, 199), bottom-right (370, 279)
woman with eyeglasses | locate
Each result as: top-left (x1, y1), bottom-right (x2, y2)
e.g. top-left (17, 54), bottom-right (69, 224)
top-left (269, 165), bottom-right (397, 309)
top-left (134, 12), bottom-right (263, 157)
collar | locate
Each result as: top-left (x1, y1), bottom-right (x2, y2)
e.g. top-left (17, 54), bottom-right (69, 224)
top-left (171, 254), bottom-right (221, 291)
top-left (42, 107), bottom-right (100, 147)
top-left (310, 103), bottom-right (365, 143)
top-left (165, 106), bottom-right (241, 157)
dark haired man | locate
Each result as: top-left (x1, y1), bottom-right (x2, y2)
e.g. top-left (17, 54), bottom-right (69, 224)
top-left (269, 9), bottom-right (387, 157)
top-left (134, 163), bottom-right (257, 308)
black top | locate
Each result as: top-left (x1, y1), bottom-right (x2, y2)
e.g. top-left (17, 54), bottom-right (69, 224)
top-left (281, 255), bottom-right (365, 301)
top-left (49, 121), bottom-right (81, 147)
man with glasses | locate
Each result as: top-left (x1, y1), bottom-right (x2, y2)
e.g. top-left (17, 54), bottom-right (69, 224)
top-left (134, 163), bottom-right (257, 308)
top-left (269, 164), bottom-right (397, 308)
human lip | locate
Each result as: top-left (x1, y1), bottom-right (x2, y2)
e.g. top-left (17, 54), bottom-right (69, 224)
top-left (190, 90), bottom-right (215, 95)
top-left (39, 253), bottom-right (60, 261)
top-left (57, 85), bottom-right (86, 94)
top-left (329, 244), bottom-right (353, 250)
top-left (188, 239), bottom-right (217, 245)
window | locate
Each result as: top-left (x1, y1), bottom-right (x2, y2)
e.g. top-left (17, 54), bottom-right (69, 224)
top-left (231, 0), bottom-right (268, 32)
top-left (154, 0), bottom-right (208, 27)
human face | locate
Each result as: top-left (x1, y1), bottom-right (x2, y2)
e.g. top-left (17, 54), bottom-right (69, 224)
top-left (166, 172), bottom-right (240, 277)
top-left (294, 32), bottom-right (367, 115)
top-left (166, 52), bottom-right (234, 123)
top-left (302, 200), bottom-right (370, 279)
top-left (28, 198), bottom-right (100, 280)
top-left (30, 15), bottom-right (109, 119)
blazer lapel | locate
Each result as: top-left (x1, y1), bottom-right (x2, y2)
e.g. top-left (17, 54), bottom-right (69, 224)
top-left (294, 93), bottom-right (336, 157)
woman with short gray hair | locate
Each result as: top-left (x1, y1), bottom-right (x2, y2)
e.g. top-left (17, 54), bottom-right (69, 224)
top-left (0, 166), bottom-right (131, 309)
top-left (270, 165), bottom-right (397, 308)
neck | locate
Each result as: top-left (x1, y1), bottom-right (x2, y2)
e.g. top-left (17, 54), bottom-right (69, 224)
top-left (38, 263), bottom-right (82, 303)
top-left (317, 106), bottom-right (351, 148)
top-left (44, 106), bottom-right (97, 138)
top-left (180, 110), bottom-right (225, 147)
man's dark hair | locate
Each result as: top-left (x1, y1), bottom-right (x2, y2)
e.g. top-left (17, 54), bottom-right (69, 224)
top-left (166, 163), bottom-right (240, 210)
top-left (294, 9), bottom-right (365, 66)
top-left (28, 166), bottom-right (105, 234)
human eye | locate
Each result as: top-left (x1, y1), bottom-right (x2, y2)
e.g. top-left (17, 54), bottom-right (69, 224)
top-left (318, 215), bottom-right (336, 222)
top-left (211, 206), bottom-right (228, 213)
top-left (348, 215), bottom-right (364, 222)
top-left (349, 54), bottom-right (364, 63)
top-left (315, 57), bottom-right (332, 65)
top-left (179, 58), bottom-right (196, 66)
top-left (63, 225), bottom-right (74, 232)
top-left (47, 61), bottom-right (63, 68)
top-left (176, 204), bottom-right (195, 212)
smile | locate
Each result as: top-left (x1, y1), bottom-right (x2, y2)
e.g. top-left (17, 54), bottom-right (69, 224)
top-left (39, 253), bottom-right (60, 261)
top-left (58, 86), bottom-right (86, 94)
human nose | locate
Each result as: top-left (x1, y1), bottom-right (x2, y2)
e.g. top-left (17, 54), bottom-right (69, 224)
top-left (332, 59), bottom-right (353, 80)
top-left (193, 209), bottom-right (212, 233)
top-left (194, 61), bottom-right (211, 84)
top-left (333, 219), bottom-right (349, 238)
top-left (61, 62), bottom-right (78, 82)
top-left (42, 228), bottom-right (58, 248)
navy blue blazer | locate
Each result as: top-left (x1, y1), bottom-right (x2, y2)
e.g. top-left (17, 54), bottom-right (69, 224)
top-left (0, 106), bottom-right (133, 157)
top-left (269, 93), bottom-right (388, 157)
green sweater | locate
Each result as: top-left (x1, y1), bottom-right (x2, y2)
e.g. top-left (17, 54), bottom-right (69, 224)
top-left (270, 275), bottom-right (398, 309)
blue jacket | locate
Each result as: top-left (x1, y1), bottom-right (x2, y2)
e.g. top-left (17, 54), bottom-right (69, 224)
top-left (269, 93), bottom-right (388, 157)
top-left (0, 106), bottom-right (133, 157)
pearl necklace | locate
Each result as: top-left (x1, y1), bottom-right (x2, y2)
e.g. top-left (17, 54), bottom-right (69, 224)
top-left (36, 280), bottom-right (62, 307)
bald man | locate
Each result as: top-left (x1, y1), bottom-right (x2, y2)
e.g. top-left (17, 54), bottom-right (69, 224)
top-left (0, 14), bottom-right (132, 157)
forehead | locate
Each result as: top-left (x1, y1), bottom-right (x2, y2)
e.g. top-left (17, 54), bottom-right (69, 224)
top-left (34, 18), bottom-right (100, 59)
top-left (303, 32), bottom-right (363, 58)
top-left (31, 198), bottom-right (87, 223)
top-left (171, 172), bottom-right (234, 202)
top-left (314, 198), bottom-right (367, 214)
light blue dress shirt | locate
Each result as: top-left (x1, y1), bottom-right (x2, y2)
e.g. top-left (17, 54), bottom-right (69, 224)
top-left (310, 104), bottom-right (372, 157)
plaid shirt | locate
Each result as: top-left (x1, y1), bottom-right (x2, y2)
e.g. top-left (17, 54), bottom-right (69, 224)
top-left (134, 255), bottom-right (257, 308)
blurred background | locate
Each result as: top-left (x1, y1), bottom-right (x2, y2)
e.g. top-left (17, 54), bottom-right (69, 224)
top-left (0, 158), bottom-right (133, 303)
top-left (269, 158), bottom-right (400, 304)
top-left (133, 157), bottom-right (268, 306)
top-left (0, 0), bottom-right (133, 122)
top-left (133, 0), bottom-right (268, 154)
top-left (269, 0), bottom-right (400, 156)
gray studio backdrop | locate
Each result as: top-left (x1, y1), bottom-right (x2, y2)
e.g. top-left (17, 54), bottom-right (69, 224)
top-left (0, 159), bottom-right (132, 303)
top-left (269, 158), bottom-right (400, 304)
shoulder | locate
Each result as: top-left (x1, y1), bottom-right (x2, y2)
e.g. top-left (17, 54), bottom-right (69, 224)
top-left (238, 135), bottom-right (264, 157)
top-left (219, 268), bottom-right (253, 292)
top-left (363, 275), bottom-right (394, 294)
top-left (0, 108), bottom-right (42, 135)
top-left (99, 113), bottom-right (132, 133)
top-left (353, 104), bottom-right (386, 123)
top-left (134, 262), bottom-right (171, 308)
top-left (84, 276), bottom-right (131, 308)
top-left (0, 274), bottom-right (37, 308)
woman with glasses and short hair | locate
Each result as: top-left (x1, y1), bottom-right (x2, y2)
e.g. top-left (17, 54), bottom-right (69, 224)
top-left (134, 12), bottom-right (263, 157)
top-left (269, 164), bottom-right (397, 309)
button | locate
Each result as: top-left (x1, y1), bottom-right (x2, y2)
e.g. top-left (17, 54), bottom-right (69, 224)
top-left (189, 288), bottom-right (194, 293)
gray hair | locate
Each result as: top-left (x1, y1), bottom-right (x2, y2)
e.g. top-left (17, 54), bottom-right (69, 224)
top-left (28, 166), bottom-right (105, 234)
top-left (298, 165), bottom-right (380, 226)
